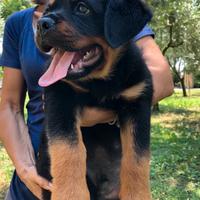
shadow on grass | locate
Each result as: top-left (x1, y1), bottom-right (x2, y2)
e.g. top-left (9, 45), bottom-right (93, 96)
top-left (153, 104), bottom-right (200, 115)
top-left (151, 106), bottom-right (200, 199)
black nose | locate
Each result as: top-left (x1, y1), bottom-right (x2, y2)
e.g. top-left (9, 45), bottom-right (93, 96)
top-left (37, 17), bottom-right (55, 35)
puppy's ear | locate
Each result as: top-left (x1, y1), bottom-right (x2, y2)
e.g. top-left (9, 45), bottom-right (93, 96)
top-left (104, 0), bottom-right (152, 48)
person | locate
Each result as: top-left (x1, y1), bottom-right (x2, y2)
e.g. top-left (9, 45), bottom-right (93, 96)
top-left (0, 0), bottom-right (174, 199)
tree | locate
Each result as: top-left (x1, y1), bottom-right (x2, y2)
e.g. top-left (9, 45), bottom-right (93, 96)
top-left (0, 0), bottom-right (31, 20)
top-left (168, 56), bottom-right (187, 96)
top-left (0, 3), bottom-right (4, 37)
top-left (0, 18), bottom-right (4, 37)
top-left (146, 0), bottom-right (200, 100)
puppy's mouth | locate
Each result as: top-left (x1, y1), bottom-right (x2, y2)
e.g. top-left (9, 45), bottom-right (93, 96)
top-left (39, 45), bottom-right (103, 87)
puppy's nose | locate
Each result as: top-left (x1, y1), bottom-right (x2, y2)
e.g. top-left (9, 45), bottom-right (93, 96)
top-left (37, 17), bottom-right (55, 35)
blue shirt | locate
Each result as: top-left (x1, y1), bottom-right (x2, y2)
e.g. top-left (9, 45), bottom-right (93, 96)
top-left (0, 8), bottom-right (50, 155)
top-left (0, 7), bottom-right (154, 200)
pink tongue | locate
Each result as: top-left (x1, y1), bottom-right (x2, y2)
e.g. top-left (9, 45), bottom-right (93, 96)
top-left (39, 51), bottom-right (75, 87)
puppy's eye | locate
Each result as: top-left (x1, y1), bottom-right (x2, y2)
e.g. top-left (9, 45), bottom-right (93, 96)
top-left (76, 2), bottom-right (90, 15)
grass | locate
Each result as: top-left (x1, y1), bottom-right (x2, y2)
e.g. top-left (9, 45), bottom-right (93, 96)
top-left (151, 89), bottom-right (200, 200)
top-left (0, 89), bottom-right (200, 199)
top-left (0, 143), bottom-right (13, 199)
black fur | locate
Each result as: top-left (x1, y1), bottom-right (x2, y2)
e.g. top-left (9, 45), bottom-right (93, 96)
top-left (36, 0), bottom-right (153, 199)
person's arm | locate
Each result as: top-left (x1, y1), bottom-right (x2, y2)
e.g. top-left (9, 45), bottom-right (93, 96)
top-left (136, 36), bottom-right (174, 104)
top-left (0, 67), bottom-right (51, 199)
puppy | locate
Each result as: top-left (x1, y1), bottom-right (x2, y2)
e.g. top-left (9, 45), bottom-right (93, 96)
top-left (36, 0), bottom-right (153, 200)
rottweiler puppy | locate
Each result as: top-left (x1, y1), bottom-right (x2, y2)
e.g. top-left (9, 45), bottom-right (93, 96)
top-left (36, 0), bottom-right (153, 200)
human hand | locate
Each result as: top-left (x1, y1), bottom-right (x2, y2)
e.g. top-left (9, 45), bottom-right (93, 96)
top-left (81, 108), bottom-right (116, 127)
top-left (17, 165), bottom-right (52, 200)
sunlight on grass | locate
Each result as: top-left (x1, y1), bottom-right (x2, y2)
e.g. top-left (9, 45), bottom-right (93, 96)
top-left (0, 89), bottom-right (199, 199)
top-left (151, 89), bottom-right (200, 200)
top-left (0, 144), bottom-right (13, 199)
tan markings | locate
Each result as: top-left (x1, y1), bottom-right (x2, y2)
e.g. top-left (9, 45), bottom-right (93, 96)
top-left (83, 46), bottom-right (123, 80)
top-left (120, 82), bottom-right (146, 100)
top-left (80, 42), bottom-right (124, 80)
top-left (120, 121), bottom-right (151, 200)
top-left (62, 79), bottom-right (89, 93)
top-left (49, 126), bottom-right (90, 200)
top-left (80, 107), bottom-right (116, 127)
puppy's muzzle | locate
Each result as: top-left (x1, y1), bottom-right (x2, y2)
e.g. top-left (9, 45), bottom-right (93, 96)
top-left (37, 17), bottom-right (56, 37)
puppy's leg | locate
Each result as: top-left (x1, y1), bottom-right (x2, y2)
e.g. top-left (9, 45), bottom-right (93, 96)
top-left (45, 84), bottom-right (90, 200)
top-left (49, 128), bottom-right (89, 200)
top-left (118, 100), bottom-right (151, 200)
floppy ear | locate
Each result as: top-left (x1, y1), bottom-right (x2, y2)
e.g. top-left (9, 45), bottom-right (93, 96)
top-left (104, 0), bottom-right (152, 48)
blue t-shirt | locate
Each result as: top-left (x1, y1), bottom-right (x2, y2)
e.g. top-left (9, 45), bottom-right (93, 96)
top-left (0, 8), bottom-right (50, 154)
top-left (0, 7), bottom-right (154, 200)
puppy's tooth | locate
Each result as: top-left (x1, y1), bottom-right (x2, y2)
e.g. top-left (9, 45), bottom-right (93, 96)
top-left (79, 62), bottom-right (83, 68)
top-left (71, 64), bottom-right (74, 69)
top-left (77, 63), bottom-right (81, 68)
top-left (95, 47), bottom-right (99, 54)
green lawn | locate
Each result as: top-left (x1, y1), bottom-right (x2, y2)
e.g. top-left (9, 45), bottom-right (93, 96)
top-left (151, 89), bottom-right (200, 200)
top-left (0, 89), bottom-right (200, 199)
top-left (0, 143), bottom-right (13, 199)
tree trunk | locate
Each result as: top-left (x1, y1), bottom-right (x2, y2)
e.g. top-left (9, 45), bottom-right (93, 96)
top-left (180, 78), bottom-right (187, 97)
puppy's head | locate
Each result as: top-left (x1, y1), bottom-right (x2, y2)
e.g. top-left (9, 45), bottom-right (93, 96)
top-left (36, 0), bottom-right (152, 86)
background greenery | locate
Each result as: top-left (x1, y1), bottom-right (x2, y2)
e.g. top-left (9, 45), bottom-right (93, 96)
top-left (0, 0), bottom-right (31, 20)
top-left (147, 0), bottom-right (200, 93)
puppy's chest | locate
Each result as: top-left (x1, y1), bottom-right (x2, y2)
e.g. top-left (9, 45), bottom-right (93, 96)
top-left (74, 76), bottom-right (147, 110)
top-left (78, 53), bottom-right (149, 104)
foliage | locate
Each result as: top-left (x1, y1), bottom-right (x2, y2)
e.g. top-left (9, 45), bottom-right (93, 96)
top-left (0, 20), bottom-right (3, 38)
top-left (0, 70), bottom-right (3, 79)
top-left (0, 4), bottom-right (4, 37)
top-left (147, 0), bottom-right (200, 95)
top-left (0, 143), bottom-right (14, 199)
top-left (0, 0), bottom-right (31, 20)
top-left (0, 89), bottom-right (200, 199)
top-left (194, 73), bottom-right (200, 87)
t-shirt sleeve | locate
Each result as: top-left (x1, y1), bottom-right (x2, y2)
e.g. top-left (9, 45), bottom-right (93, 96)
top-left (0, 13), bottom-right (21, 69)
top-left (133, 25), bottom-right (154, 42)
